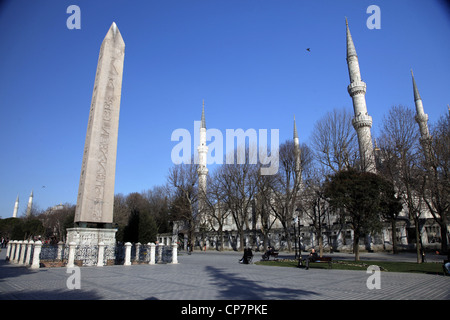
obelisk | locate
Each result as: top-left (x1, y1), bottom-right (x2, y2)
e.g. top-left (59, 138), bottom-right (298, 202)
top-left (68, 22), bottom-right (124, 250)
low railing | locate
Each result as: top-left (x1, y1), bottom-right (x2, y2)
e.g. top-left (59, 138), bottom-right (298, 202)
top-left (4, 240), bottom-right (178, 269)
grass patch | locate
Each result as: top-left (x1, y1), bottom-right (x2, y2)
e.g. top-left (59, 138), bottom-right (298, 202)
top-left (255, 259), bottom-right (445, 275)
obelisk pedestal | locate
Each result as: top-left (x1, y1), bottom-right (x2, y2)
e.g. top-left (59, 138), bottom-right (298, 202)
top-left (67, 22), bottom-right (125, 257)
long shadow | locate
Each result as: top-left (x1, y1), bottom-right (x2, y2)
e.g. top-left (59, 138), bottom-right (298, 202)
top-left (204, 265), bottom-right (319, 299)
top-left (0, 288), bottom-right (102, 300)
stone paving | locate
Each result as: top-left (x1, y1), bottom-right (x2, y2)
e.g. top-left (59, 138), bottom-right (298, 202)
top-left (0, 249), bottom-right (449, 301)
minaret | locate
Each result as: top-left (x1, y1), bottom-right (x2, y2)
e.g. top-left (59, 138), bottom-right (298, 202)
top-left (293, 116), bottom-right (302, 187)
top-left (26, 190), bottom-right (33, 217)
top-left (345, 18), bottom-right (376, 173)
top-left (411, 69), bottom-right (432, 161)
top-left (12, 195), bottom-right (19, 218)
top-left (197, 100), bottom-right (209, 210)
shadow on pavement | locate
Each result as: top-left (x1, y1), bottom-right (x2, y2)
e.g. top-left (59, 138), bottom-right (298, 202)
top-left (205, 265), bottom-right (319, 299)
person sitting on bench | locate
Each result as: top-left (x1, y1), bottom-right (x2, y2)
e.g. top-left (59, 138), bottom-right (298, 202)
top-left (265, 246), bottom-right (274, 257)
top-left (239, 247), bottom-right (253, 264)
top-left (305, 249), bottom-right (318, 270)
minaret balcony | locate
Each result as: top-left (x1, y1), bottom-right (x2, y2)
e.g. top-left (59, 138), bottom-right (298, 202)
top-left (352, 114), bottom-right (372, 129)
top-left (197, 166), bottom-right (209, 175)
top-left (347, 80), bottom-right (366, 96)
top-left (415, 113), bottom-right (428, 123)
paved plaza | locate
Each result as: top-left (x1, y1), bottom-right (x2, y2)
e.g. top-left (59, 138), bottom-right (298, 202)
top-left (0, 249), bottom-right (449, 301)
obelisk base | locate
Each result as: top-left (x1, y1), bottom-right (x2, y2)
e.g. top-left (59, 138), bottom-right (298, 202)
top-left (66, 227), bottom-right (117, 266)
top-left (66, 227), bottom-right (117, 247)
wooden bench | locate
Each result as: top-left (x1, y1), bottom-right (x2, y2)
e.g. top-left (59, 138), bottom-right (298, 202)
top-left (297, 256), bottom-right (333, 269)
top-left (262, 250), bottom-right (279, 261)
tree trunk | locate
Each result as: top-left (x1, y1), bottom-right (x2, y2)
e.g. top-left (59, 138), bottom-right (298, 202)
top-left (353, 233), bottom-right (360, 261)
top-left (319, 234), bottom-right (324, 258)
top-left (391, 219), bottom-right (398, 254)
top-left (439, 220), bottom-right (448, 254)
top-left (414, 220), bottom-right (422, 264)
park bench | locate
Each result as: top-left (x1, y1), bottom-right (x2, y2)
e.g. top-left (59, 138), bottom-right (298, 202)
top-left (262, 250), bottom-right (279, 261)
top-left (297, 256), bottom-right (333, 269)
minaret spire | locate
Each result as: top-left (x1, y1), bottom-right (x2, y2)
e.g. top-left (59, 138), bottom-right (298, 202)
top-left (411, 69), bottom-right (431, 161)
top-left (201, 99), bottom-right (206, 129)
top-left (345, 18), bottom-right (376, 173)
top-left (197, 100), bottom-right (209, 213)
top-left (293, 115), bottom-right (302, 188)
top-left (26, 190), bottom-right (33, 217)
top-left (12, 194), bottom-right (19, 218)
top-left (293, 115), bottom-right (298, 140)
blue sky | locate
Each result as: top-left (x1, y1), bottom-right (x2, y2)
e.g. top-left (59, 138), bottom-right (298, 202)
top-left (0, 0), bottom-right (449, 218)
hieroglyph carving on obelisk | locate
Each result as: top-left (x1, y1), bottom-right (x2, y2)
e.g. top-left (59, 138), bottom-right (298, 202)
top-left (74, 22), bottom-right (125, 224)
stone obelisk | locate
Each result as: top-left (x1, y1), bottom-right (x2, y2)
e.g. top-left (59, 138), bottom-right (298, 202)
top-left (68, 22), bottom-right (124, 249)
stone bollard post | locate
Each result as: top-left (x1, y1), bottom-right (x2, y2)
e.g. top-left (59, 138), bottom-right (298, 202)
top-left (19, 240), bottom-right (28, 264)
top-left (135, 242), bottom-right (141, 262)
top-left (149, 243), bottom-right (156, 265)
top-left (26, 240), bottom-right (34, 266)
top-left (57, 241), bottom-right (65, 260)
top-left (97, 242), bottom-right (105, 267)
top-left (31, 240), bottom-right (42, 269)
top-left (67, 242), bottom-right (77, 268)
top-left (157, 244), bottom-right (164, 263)
top-left (124, 242), bottom-right (132, 266)
top-left (6, 241), bottom-right (12, 261)
top-left (9, 241), bottom-right (15, 262)
top-left (10, 241), bottom-right (17, 263)
top-left (14, 241), bottom-right (22, 263)
top-left (172, 243), bottom-right (178, 264)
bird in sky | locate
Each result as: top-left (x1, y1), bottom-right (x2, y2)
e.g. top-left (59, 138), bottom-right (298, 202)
top-left (306, 48), bottom-right (311, 52)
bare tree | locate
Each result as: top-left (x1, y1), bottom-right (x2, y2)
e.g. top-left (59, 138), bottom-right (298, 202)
top-left (310, 108), bottom-right (358, 174)
top-left (299, 167), bottom-right (330, 257)
top-left (218, 147), bottom-right (260, 251)
top-left (421, 112), bottom-right (450, 253)
top-left (203, 169), bottom-right (231, 251)
top-left (264, 141), bottom-right (312, 251)
top-left (143, 185), bottom-right (171, 234)
top-left (167, 160), bottom-right (199, 250)
top-left (377, 105), bottom-right (423, 261)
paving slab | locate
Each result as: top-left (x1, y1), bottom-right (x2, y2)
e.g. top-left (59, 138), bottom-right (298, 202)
top-left (0, 249), bottom-right (448, 301)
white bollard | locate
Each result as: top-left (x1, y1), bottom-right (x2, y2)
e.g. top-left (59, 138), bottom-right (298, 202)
top-left (157, 244), bottom-right (164, 264)
top-left (67, 242), bottom-right (77, 268)
top-left (19, 240), bottom-right (27, 264)
top-left (13, 241), bottom-right (21, 263)
top-left (149, 243), bottom-right (156, 265)
top-left (26, 240), bottom-right (34, 266)
top-left (97, 242), bottom-right (105, 267)
top-left (172, 243), bottom-right (178, 264)
top-left (6, 241), bottom-right (12, 261)
top-left (135, 242), bottom-right (141, 262)
top-left (31, 240), bottom-right (42, 269)
top-left (57, 241), bottom-right (65, 260)
top-left (124, 242), bottom-right (132, 266)
top-left (11, 241), bottom-right (18, 263)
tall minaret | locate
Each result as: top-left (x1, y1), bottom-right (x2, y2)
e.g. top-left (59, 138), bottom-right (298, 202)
top-left (26, 190), bottom-right (33, 217)
top-left (12, 195), bottom-right (19, 218)
top-left (411, 69), bottom-right (432, 161)
top-left (345, 18), bottom-right (376, 173)
top-left (293, 116), bottom-right (302, 187)
top-left (197, 100), bottom-right (208, 211)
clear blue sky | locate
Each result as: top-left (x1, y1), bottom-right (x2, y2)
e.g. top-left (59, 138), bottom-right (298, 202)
top-left (1, 0), bottom-right (449, 218)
